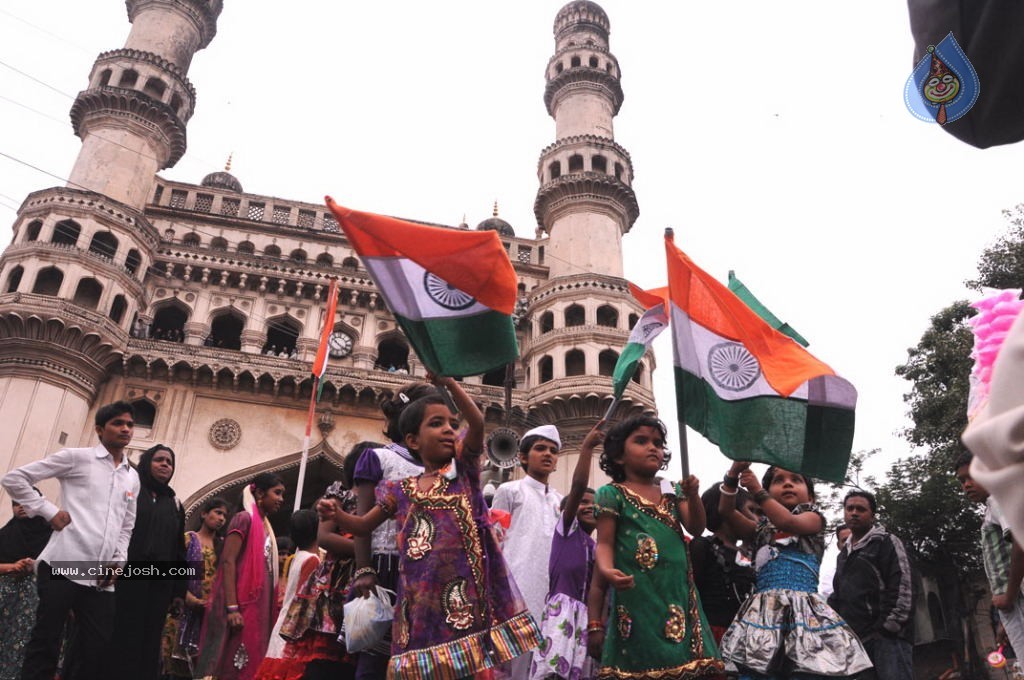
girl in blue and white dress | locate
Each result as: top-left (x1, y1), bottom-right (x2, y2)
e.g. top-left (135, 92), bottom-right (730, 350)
top-left (718, 463), bottom-right (872, 680)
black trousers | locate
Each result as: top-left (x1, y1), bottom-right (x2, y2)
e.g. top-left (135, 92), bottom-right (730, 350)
top-left (110, 576), bottom-right (176, 680)
top-left (20, 561), bottom-right (115, 680)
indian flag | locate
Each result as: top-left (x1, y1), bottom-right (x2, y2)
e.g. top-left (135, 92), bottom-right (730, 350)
top-left (311, 278), bottom-right (340, 400)
top-left (325, 197), bottom-right (519, 376)
top-left (611, 283), bottom-right (668, 399)
top-left (666, 235), bottom-right (856, 483)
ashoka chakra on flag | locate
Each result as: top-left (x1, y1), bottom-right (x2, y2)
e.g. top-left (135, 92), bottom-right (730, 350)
top-left (424, 272), bottom-right (477, 310)
top-left (707, 342), bottom-right (761, 392)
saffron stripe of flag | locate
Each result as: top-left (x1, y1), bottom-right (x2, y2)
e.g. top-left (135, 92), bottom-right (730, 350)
top-left (312, 278), bottom-right (339, 401)
top-left (610, 283), bottom-right (668, 400)
top-left (666, 236), bottom-right (856, 483)
top-left (325, 197), bottom-right (519, 376)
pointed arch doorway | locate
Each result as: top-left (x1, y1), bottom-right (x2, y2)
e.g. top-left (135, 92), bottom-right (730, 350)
top-left (183, 441), bottom-right (348, 538)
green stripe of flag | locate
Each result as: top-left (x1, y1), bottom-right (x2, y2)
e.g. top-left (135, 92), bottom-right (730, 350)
top-left (611, 341), bottom-right (648, 400)
top-left (676, 368), bottom-right (855, 483)
top-left (395, 310), bottom-right (518, 377)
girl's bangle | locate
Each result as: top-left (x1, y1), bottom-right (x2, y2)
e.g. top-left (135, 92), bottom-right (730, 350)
top-left (754, 489), bottom-right (771, 504)
top-left (719, 485), bottom-right (738, 497)
top-left (586, 621), bottom-right (604, 633)
top-left (226, 604), bottom-right (240, 613)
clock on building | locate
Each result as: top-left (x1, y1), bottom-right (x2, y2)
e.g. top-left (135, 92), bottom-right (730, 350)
top-left (328, 331), bottom-right (353, 358)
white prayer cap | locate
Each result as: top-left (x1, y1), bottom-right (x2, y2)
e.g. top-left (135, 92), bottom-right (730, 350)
top-left (522, 424), bottom-right (561, 449)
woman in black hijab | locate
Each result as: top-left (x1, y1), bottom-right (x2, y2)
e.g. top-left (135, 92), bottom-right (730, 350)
top-left (111, 445), bottom-right (186, 680)
top-left (0, 489), bottom-right (52, 680)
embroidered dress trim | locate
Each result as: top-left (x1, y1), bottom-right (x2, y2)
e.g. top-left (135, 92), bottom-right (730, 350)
top-left (614, 483), bottom-right (680, 534)
top-left (596, 657), bottom-right (724, 680)
top-left (388, 610), bottom-right (541, 680)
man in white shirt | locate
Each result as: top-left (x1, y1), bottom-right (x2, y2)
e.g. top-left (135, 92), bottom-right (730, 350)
top-left (492, 424), bottom-right (563, 679)
top-left (2, 401), bottom-right (141, 680)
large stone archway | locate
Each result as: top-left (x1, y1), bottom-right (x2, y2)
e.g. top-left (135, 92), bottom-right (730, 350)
top-left (183, 441), bottom-right (347, 537)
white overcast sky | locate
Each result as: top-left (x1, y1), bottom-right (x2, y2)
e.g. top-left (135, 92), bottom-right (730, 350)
top-left (2, 1), bottom-right (1021, 494)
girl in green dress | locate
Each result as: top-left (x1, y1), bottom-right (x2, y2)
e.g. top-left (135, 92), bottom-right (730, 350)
top-left (593, 416), bottom-right (723, 680)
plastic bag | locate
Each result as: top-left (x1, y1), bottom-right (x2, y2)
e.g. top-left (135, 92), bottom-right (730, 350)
top-left (342, 586), bottom-right (395, 653)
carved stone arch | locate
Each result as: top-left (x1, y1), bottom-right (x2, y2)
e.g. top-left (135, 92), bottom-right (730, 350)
top-left (182, 440), bottom-right (346, 530)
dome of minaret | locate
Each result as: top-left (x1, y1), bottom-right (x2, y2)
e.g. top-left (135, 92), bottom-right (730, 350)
top-left (476, 202), bottom-right (515, 237)
top-left (554, 1), bottom-right (610, 36)
top-left (201, 154), bottom-right (243, 193)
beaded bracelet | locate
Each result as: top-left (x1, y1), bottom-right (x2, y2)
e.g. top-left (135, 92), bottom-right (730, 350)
top-left (586, 621), bottom-right (604, 634)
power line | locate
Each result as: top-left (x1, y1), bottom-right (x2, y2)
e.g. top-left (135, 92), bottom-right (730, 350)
top-left (0, 8), bottom-right (94, 55)
top-left (0, 58), bottom-right (75, 99)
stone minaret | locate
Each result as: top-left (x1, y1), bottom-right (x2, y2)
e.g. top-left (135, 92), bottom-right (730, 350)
top-left (0, 1), bottom-right (221, 483)
top-left (525, 1), bottom-right (654, 490)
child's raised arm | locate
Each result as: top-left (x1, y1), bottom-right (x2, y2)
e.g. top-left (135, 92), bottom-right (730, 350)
top-left (739, 469), bottom-right (824, 535)
top-left (676, 475), bottom-right (706, 536)
top-left (319, 496), bottom-right (389, 538)
top-left (562, 421), bottom-right (605, 534)
top-left (431, 374), bottom-right (484, 454)
top-left (719, 460), bottom-right (758, 541)
top-left (595, 513), bottom-right (634, 591)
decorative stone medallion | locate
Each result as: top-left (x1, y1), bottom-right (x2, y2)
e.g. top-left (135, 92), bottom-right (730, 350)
top-left (209, 418), bottom-right (242, 450)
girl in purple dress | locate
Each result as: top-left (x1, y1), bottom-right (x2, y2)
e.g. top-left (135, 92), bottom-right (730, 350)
top-left (324, 375), bottom-right (541, 679)
top-left (530, 422), bottom-right (605, 680)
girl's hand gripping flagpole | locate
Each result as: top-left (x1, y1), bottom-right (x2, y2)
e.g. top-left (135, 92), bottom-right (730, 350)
top-left (664, 228), bottom-right (691, 480)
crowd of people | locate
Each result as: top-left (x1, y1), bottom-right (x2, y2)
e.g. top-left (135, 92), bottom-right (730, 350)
top-left (0, 378), bottom-right (1021, 680)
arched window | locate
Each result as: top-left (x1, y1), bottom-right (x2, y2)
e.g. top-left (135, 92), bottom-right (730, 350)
top-left (555, 62), bottom-right (564, 74)
top-left (5, 265), bottom-right (24, 293)
top-left (263, 316), bottom-right (301, 357)
top-left (237, 241), bottom-right (255, 255)
top-left (150, 301), bottom-right (189, 341)
top-left (632, 362), bottom-right (644, 385)
top-left (342, 256), bottom-right (359, 270)
top-left (592, 155), bottom-right (608, 173)
top-left (25, 220), bottom-right (42, 242)
top-left (596, 305), bottom-right (618, 328)
top-left (539, 356), bottom-right (553, 383)
top-left (169, 93), bottom-right (182, 114)
top-left (210, 237), bottom-right (228, 251)
top-left (628, 313), bottom-right (639, 329)
top-left (290, 249), bottom-right (307, 263)
top-left (209, 310), bottom-right (245, 350)
top-left (565, 349), bottom-right (586, 376)
top-left (72, 278), bottom-right (103, 309)
top-left (589, 56), bottom-right (599, 68)
top-left (540, 311), bottom-right (554, 334)
top-left (482, 366), bottom-right (506, 387)
top-left (568, 154), bottom-right (584, 172)
top-left (32, 267), bottom-right (63, 295)
top-left (599, 350), bottom-right (618, 377)
top-left (614, 162), bottom-right (624, 181)
top-left (98, 68), bottom-right (112, 87)
top-left (125, 248), bottom-right (142, 275)
top-left (182, 233), bottom-right (201, 247)
top-left (131, 399), bottom-right (156, 429)
top-left (565, 304), bottom-right (585, 327)
top-left (88, 231), bottom-right (119, 259)
top-left (119, 69), bottom-right (138, 88)
top-left (549, 161), bottom-right (561, 180)
top-left (570, 56), bottom-right (581, 68)
top-left (143, 77), bottom-right (166, 100)
top-left (110, 295), bottom-right (128, 324)
top-left (376, 337), bottom-right (410, 372)
top-left (52, 220), bottom-right (81, 246)
top-left (264, 244), bottom-right (281, 257)
top-left (315, 253), bottom-right (334, 267)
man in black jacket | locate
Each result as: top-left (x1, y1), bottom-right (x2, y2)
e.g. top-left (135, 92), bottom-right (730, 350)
top-left (829, 490), bottom-right (914, 680)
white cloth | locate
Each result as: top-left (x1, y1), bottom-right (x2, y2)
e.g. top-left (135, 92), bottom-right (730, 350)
top-left (963, 310), bottom-right (1024, 545)
top-left (491, 475), bottom-right (563, 621)
top-left (522, 425), bottom-right (561, 450)
top-left (265, 549), bottom-right (319, 659)
top-left (1, 443), bottom-right (140, 590)
top-left (362, 445), bottom-right (423, 555)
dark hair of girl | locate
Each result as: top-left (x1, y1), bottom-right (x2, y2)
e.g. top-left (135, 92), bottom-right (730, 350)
top-left (760, 466), bottom-right (816, 501)
top-left (380, 382), bottom-right (437, 443)
top-left (252, 472), bottom-right (285, 493)
top-left (289, 509), bottom-right (319, 550)
top-left (599, 416), bottom-right (671, 483)
top-left (397, 394), bottom-right (451, 461)
top-left (200, 496), bottom-right (229, 515)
